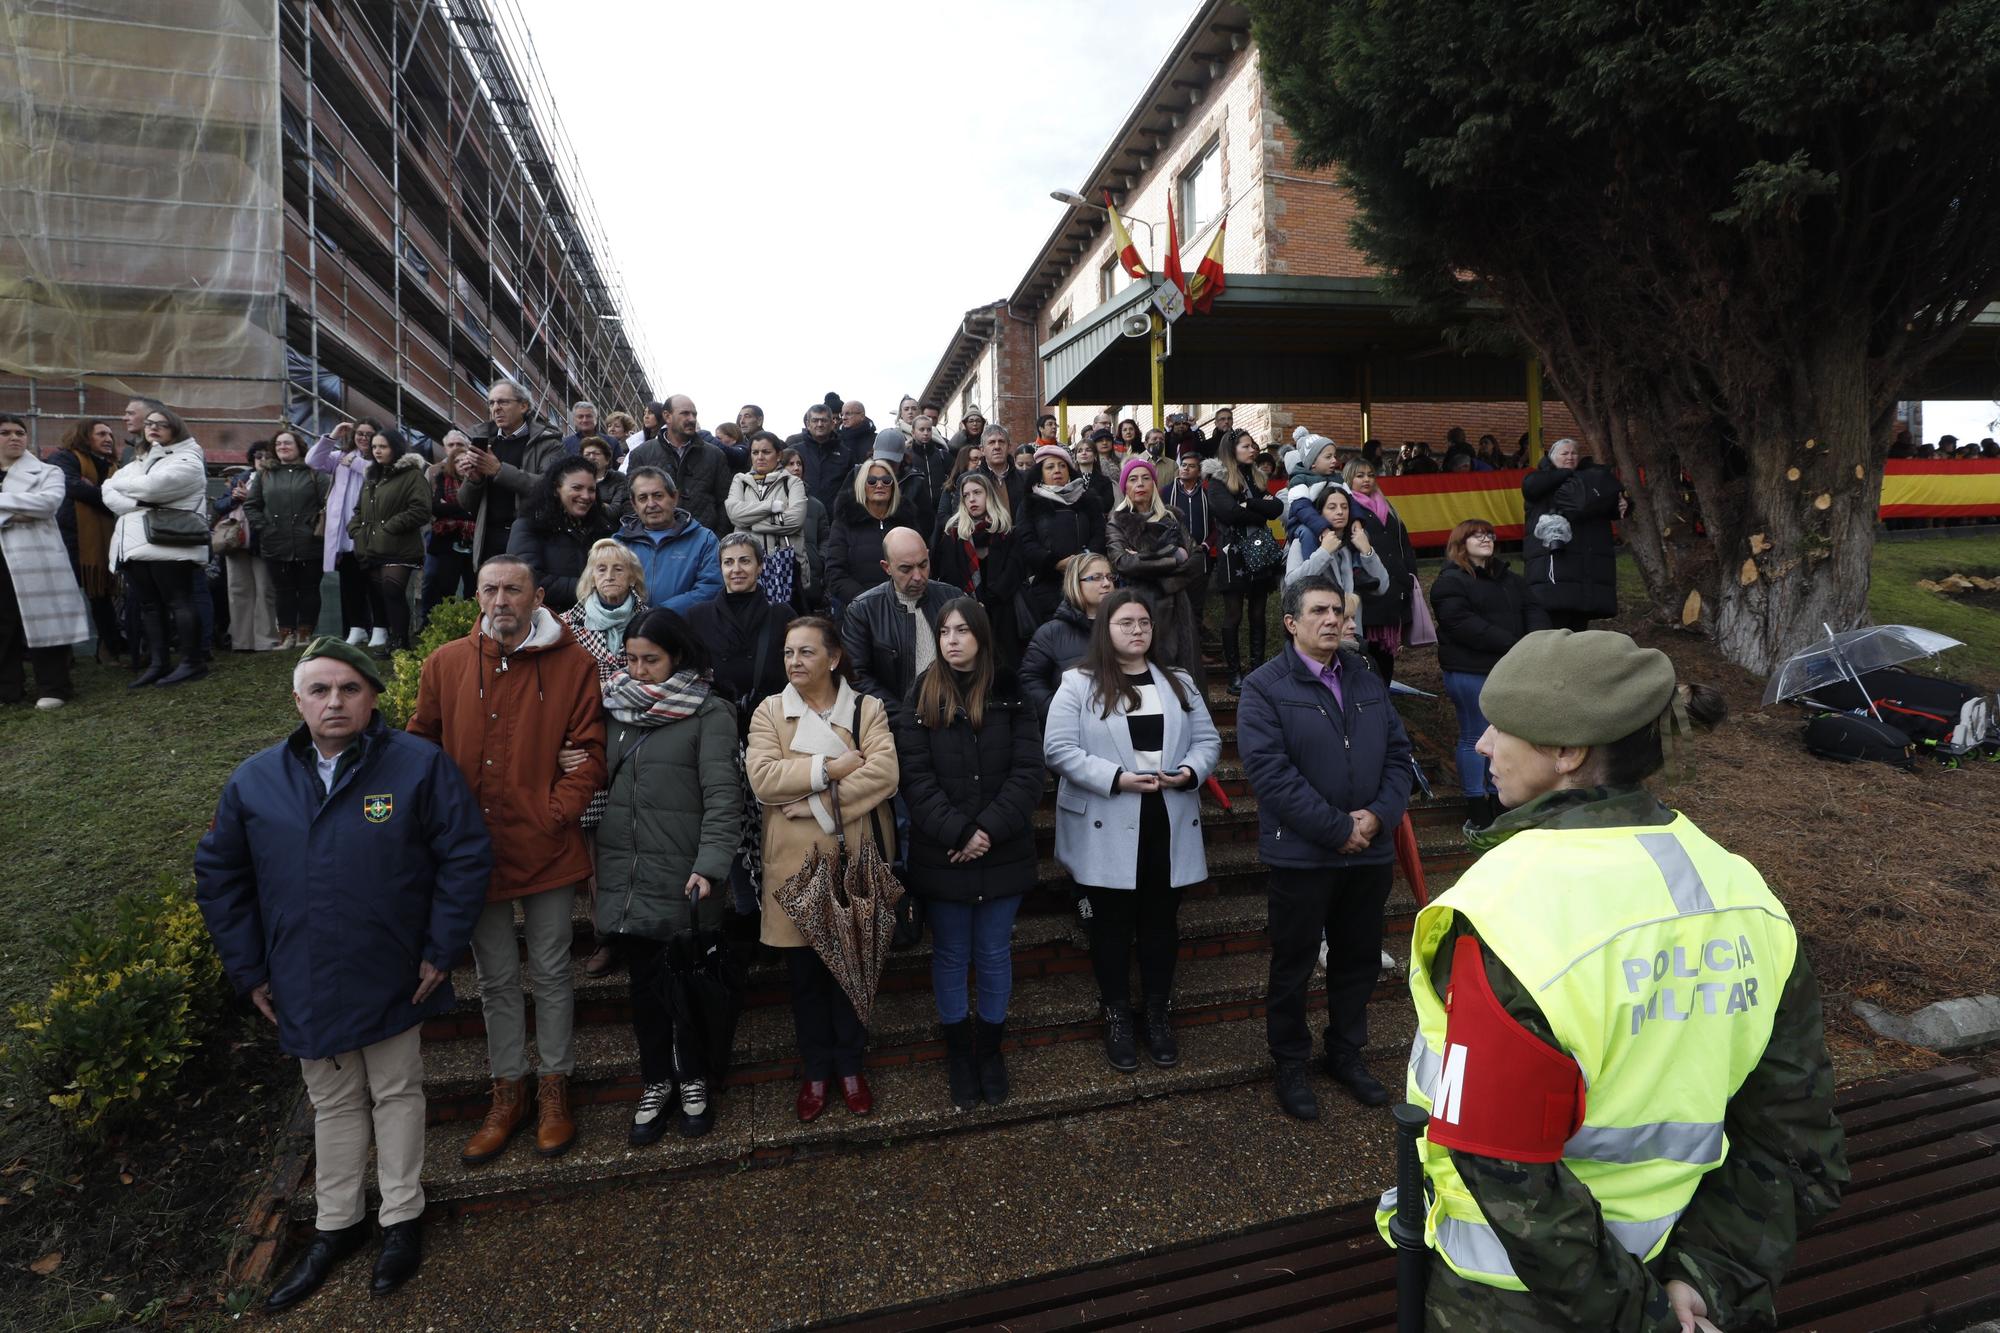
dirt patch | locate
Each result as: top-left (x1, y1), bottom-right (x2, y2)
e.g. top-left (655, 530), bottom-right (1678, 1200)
top-left (0, 1013), bottom-right (293, 1327)
top-left (1395, 612), bottom-right (1999, 1081)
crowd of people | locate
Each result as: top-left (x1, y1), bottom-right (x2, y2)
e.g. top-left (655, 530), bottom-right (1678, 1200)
top-left (72, 379), bottom-right (1843, 1319)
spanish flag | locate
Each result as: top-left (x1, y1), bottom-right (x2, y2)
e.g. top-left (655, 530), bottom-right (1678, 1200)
top-left (1104, 191), bottom-right (1147, 279)
top-left (1188, 217), bottom-right (1227, 313)
top-left (1164, 195), bottom-right (1189, 299)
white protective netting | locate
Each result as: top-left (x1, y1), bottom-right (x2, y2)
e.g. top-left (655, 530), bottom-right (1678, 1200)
top-left (0, 0), bottom-right (283, 411)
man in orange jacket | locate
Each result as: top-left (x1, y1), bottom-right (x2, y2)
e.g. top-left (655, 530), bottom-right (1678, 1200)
top-left (409, 552), bottom-right (605, 1163)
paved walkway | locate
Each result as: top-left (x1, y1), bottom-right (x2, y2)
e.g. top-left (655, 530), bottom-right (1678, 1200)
top-left (277, 1050), bottom-right (1407, 1331)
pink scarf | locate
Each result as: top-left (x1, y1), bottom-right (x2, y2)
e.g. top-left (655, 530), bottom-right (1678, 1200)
top-left (1351, 484), bottom-right (1390, 527)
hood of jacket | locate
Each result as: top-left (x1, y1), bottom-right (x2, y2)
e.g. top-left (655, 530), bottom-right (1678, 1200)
top-left (366, 450), bottom-right (428, 481)
top-left (479, 605), bottom-right (565, 656)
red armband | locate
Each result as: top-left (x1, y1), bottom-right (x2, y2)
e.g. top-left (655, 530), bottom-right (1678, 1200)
top-left (1424, 935), bottom-right (1586, 1163)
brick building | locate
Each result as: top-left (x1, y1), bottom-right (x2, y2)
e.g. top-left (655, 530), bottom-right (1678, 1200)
top-left (918, 0), bottom-right (1578, 455)
top-left (0, 0), bottom-right (651, 460)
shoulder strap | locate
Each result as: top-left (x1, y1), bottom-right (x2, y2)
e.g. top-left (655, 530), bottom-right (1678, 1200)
top-left (844, 694), bottom-right (891, 858)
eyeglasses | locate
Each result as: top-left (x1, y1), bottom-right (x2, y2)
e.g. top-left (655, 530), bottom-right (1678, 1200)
top-left (1467, 532), bottom-right (1495, 541)
top-left (1079, 573), bottom-right (1113, 584)
top-left (867, 476), bottom-right (893, 486)
top-left (144, 417), bottom-right (170, 427)
top-left (1109, 618), bottom-right (1151, 632)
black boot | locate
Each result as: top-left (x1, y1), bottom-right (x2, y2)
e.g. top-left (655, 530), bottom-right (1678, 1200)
top-left (128, 658), bottom-right (166, 689)
top-left (264, 1220), bottom-right (369, 1312)
top-left (1101, 1004), bottom-right (1138, 1073)
top-left (1274, 1061), bottom-right (1320, 1121)
top-left (974, 1018), bottom-right (1009, 1105)
top-left (370, 1218), bottom-right (422, 1297)
top-left (1249, 625), bottom-right (1268, 671)
top-left (156, 659), bottom-right (209, 687)
top-left (941, 1019), bottom-right (980, 1110)
top-left (1222, 639), bottom-right (1243, 694)
top-left (1327, 1053), bottom-right (1391, 1107)
top-left (1142, 996), bottom-right (1179, 1068)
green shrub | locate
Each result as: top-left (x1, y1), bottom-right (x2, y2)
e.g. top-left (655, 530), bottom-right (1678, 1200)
top-left (4, 880), bottom-right (226, 1142)
top-left (381, 595), bottom-right (480, 726)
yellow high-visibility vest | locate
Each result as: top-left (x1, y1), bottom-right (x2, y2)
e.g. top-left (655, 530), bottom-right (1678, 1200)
top-left (1376, 813), bottom-right (1797, 1291)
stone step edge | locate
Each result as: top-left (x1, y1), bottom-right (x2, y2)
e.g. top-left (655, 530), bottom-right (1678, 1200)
top-left (290, 1009), bottom-right (1419, 1222)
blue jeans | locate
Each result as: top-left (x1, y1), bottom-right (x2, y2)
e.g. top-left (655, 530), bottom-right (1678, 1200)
top-left (1442, 669), bottom-right (1496, 797)
top-left (927, 896), bottom-right (1023, 1024)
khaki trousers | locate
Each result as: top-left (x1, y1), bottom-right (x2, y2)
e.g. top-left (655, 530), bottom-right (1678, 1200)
top-left (469, 887), bottom-right (577, 1080)
top-left (298, 1024), bottom-right (426, 1229)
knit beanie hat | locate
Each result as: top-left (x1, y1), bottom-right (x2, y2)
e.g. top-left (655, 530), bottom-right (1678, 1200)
top-left (1118, 455), bottom-right (1157, 493)
top-left (872, 428), bottom-right (908, 463)
top-left (1032, 444), bottom-right (1074, 472)
top-left (1479, 629), bottom-right (1678, 747)
top-left (297, 633), bottom-right (386, 693)
top-left (1294, 432), bottom-right (1336, 473)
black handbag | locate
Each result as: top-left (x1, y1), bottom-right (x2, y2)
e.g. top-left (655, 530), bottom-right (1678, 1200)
top-left (142, 505), bottom-right (212, 547)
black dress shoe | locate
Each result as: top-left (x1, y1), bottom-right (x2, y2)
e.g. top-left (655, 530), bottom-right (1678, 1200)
top-left (370, 1219), bottom-right (422, 1297)
top-left (264, 1221), bottom-right (368, 1312)
top-left (1328, 1056), bottom-right (1391, 1107)
top-left (1274, 1061), bottom-right (1320, 1120)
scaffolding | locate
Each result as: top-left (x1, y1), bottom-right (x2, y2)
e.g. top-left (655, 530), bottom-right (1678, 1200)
top-left (0, 0), bottom-right (654, 455)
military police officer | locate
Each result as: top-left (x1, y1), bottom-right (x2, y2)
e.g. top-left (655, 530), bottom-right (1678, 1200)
top-left (1379, 630), bottom-right (1847, 1331)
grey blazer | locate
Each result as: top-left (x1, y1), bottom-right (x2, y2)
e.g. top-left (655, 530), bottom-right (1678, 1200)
top-left (1042, 662), bottom-right (1222, 891)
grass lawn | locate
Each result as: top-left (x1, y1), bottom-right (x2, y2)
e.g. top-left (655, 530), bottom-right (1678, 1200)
top-left (1611, 531), bottom-right (2000, 689)
top-left (0, 651), bottom-right (301, 1014)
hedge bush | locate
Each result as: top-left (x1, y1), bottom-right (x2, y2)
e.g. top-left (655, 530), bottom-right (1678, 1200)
top-left (381, 595), bottom-right (480, 726)
top-left (5, 879), bottom-right (226, 1141)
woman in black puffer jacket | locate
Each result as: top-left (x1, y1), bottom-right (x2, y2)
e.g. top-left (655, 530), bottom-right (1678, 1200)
top-left (1430, 519), bottom-right (1547, 828)
top-left (1016, 445), bottom-right (1106, 627)
top-left (1207, 431), bottom-right (1283, 691)
top-left (1520, 437), bottom-right (1627, 631)
top-left (1021, 551), bottom-right (1113, 716)
top-left (893, 598), bottom-right (1044, 1113)
top-left (507, 455), bottom-right (618, 613)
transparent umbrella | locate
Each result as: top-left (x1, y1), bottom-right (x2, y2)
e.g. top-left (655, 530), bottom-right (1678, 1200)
top-left (1762, 623), bottom-right (1965, 717)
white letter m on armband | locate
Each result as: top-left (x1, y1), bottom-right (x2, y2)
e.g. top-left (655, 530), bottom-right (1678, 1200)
top-left (1433, 1042), bottom-right (1468, 1125)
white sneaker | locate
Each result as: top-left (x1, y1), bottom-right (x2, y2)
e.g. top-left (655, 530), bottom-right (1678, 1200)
top-left (632, 1081), bottom-right (672, 1128)
top-left (1379, 949), bottom-right (1396, 973)
top-left (367, 628), bottom-right (389, 649)
top-left (35, 697), bottom-right (64, 712)
top-left (344, 627), bottom-right (368, 646)
top-left (679, 1078), bottom-right (709, 1119)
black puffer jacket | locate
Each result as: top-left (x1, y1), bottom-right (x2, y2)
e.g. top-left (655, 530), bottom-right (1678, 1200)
top-left (505, 509), bottom-right (618, 612)
top-left (1430, 557), bottom-right (1546, 675)
top-left (892, 668), bottom-right (1044, 903)
top-left (1020, 601), bottom-right (1091, 715)
top-left (1521, 459), bottom-right (1624, 619)
top-left (1349, 494), bottom-right (1417, 634)
top-left (825, 492), bottom-right (923, 605)
top-left (1016, 489), bottom-right (1106, 623)
top-left (1208, 474), bottom-right (1283, 593)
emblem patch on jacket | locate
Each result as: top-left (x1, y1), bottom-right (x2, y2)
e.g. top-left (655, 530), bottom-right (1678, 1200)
top-left (362, 793), bottom-right (394, 823)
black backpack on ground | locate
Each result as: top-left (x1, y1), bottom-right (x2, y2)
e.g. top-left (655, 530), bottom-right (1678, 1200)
top-left (1803, 713), bottom-right (1915, 769)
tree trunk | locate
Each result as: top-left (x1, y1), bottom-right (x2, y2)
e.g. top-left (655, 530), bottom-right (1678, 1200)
top-left (1550, 333), bottom-right (1888, 678)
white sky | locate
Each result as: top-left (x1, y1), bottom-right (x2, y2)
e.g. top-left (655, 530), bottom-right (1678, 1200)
top-left (1924, 401), bottom-right (2000, 445)
top-left (523, 0), bottom-right (1194, 429)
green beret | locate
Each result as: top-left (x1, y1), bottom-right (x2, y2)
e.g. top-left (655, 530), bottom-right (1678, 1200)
top-left (297, 634), bottom-right (386, 693)
top-left (1479, 629), bottom-right (1676, 746)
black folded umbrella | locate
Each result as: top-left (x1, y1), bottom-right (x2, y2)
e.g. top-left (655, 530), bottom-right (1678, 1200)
top-left (660, 928), bottom-right (742, 1084)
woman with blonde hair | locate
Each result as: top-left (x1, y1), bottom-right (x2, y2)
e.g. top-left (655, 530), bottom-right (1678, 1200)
top-left (562, 538), bottom-right (649, 683)
top-left (1021, 550), bottom-right (1114, 715)
top-left (825, 455), bottom-right (918, 611)
top-left (1104, 456), bottom-right (1200, 677)
top-left (930, 469), bottom-right (1024, 662)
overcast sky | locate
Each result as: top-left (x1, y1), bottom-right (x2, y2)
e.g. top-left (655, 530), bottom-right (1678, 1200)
top-left (522, 0), bottom-right (1192, 429)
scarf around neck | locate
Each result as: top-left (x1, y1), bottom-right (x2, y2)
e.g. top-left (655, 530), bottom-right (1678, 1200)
top-left (1034, 477), bottom-right (1087, 507)
top-left (1350, 485), bottom-right (1390, 526)
top-left (582, 591), bottom-right (640, 656)
top-left (603, 666), bottom-right (713, 726)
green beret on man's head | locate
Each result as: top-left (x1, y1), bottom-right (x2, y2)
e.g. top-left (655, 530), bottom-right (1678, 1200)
top-left (1479, 629), bottom-right (1677, 747)
top-left (296, 634), bottom-right (386, 692)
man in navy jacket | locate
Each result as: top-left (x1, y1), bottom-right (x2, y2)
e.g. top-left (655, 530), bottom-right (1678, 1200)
top-left (1236, 574), bottom-right (1412, 1121)
top-left (195, 637), bottom-right (490, 1313)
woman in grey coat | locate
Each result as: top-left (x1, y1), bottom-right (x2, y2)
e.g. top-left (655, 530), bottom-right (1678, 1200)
top-left (592, 608), bottom-right (741, 1144)
top-left (1043, 589), bottom-right (1220, 1076)
top-left (1282, 481), bottom-right (1387, 631)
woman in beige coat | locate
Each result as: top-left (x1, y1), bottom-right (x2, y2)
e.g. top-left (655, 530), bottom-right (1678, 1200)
top-left (745, 614), bottom-right (898, 1125)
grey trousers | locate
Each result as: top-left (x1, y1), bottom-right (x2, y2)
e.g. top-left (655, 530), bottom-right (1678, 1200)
top-left (470, 887), bottom-right (576, 1080)
top-left (299, 1025), bottom-right (426, 1229)
top-left (223, 550), bottom-right (281, 650)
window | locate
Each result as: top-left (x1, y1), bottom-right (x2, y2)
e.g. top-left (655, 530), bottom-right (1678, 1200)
top-left (1050, 306), bottom-right (1071, 336)
top-left (1178, 137), bottom-right (1222, 239)
top-left (1099, 258), bottom-right (1122, 306)
top-left (963, 375), bottom-right (980, 417)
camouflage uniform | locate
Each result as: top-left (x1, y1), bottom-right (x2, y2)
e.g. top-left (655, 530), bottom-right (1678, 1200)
top-left (1417, 786), bottom-right (1848, 1331)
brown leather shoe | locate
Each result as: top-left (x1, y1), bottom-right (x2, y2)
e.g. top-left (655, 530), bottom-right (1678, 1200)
top-left (535, 1073), bottom-right (577, 1157)
top-left (796, 1079), bottom-right (828, 1123)
top-left (459, 1077), bottom-right (528, 1166)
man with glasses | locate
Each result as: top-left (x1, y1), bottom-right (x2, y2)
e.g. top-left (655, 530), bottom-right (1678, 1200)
top-left (458, 381), bottom-right (565, 565)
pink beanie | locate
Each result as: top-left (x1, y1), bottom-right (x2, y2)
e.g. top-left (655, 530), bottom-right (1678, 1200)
top-left (1118, 455), bottom-right (1157, 493)
top-left (1032, 444), bottom-right (1074, 472)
